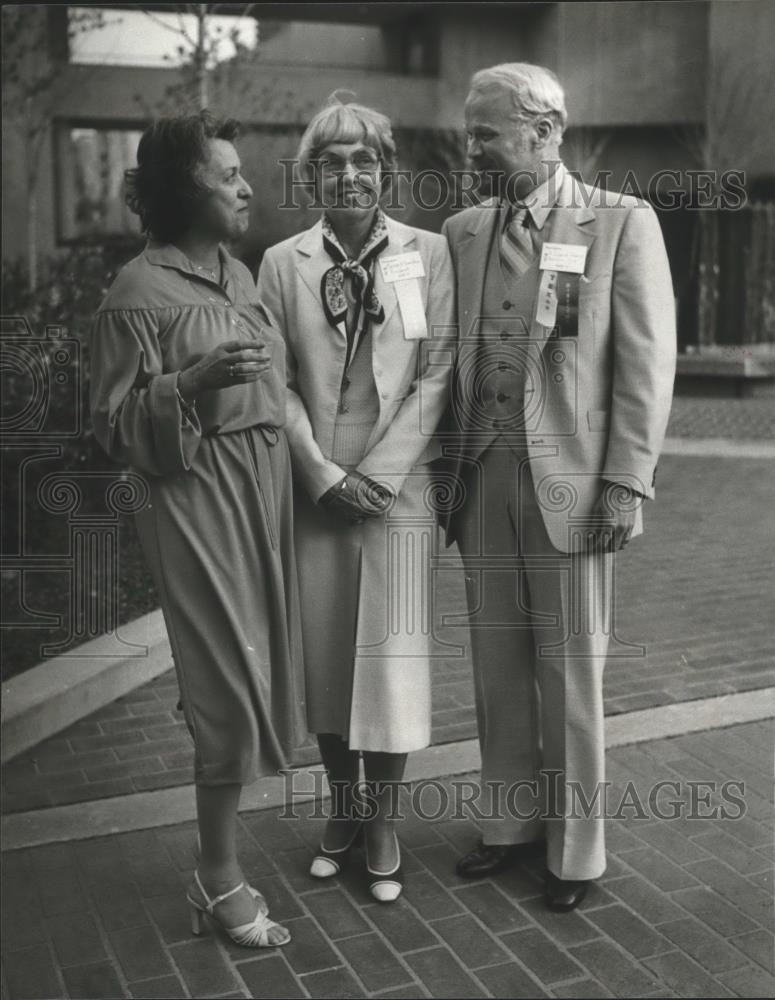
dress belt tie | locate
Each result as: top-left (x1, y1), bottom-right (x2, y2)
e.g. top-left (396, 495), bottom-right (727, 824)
top-left (203, 424), bottom-right (280, 445)
top-left (257, 425), bottom-right (279, 446)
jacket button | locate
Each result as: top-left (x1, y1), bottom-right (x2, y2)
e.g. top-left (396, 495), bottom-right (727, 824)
top-left (502, 300), bottom-right (513, 310)
top-left (500, 331), bottom-right (510, 341)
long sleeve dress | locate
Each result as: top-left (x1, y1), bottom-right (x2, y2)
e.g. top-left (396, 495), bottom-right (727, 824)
top-left (89, 241), bottom-right (307, 785)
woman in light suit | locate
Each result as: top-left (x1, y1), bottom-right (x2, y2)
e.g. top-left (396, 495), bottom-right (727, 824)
top-left (258, 96), bottom-right (455, 901)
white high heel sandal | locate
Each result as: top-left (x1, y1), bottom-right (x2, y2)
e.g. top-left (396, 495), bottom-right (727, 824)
top-left (187, 871), bottom-right (290, 948)
top-left (194, 835), bottom-right (268, 915)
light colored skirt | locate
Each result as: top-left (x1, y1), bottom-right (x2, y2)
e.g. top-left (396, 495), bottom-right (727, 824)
top-left (294, 467), bottom-right (436, 753)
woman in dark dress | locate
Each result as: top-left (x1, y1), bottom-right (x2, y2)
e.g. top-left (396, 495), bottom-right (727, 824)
top-left (90, 112), bottom-right (306, 947)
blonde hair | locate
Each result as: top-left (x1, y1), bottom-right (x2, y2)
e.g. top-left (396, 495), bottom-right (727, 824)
top-left (296, 92), bottom-right (397, 187)
top-left (468, 63), bottom-right (567, 130)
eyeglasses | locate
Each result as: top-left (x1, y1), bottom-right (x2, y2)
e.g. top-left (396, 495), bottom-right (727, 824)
top-left (313, 151), bottom-right (381, 176)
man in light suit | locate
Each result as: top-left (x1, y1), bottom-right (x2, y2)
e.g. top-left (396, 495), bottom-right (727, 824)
top-left (439, 63), bottom-right (676, 910)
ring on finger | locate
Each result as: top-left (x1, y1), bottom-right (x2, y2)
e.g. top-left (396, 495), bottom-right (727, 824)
top-left (229, 363), bottom-right (238, 377)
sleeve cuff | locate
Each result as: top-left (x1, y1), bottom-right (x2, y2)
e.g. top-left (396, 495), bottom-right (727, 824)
top-left (149, 371), bottom-right (202, 472)
top-left (175, 373), bottom-right (197, 424)
top-left (601, 474), bottom-right (650, 500)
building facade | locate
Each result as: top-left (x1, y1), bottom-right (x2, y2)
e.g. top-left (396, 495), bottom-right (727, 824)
top-left (2, 2), bottom-right (774, 343)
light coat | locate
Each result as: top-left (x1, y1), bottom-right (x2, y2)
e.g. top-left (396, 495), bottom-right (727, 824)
top-left (257, 215), bottom-right (456, 752)
top-left (259, 215), bottom-right (457, 501)
top-left (441, 170), bottom-right (677, 553)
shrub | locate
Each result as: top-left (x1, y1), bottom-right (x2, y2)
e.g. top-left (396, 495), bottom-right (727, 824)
top-left (2, 242), bottom-right (159, 680)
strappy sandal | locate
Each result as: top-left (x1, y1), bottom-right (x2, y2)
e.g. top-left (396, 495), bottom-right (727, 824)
top-left (187, 871), bottom-right (290, 948)
top-left (310, 821), bottom-right (364, 878)
top-left (194, 835), bottom-right (268, 915)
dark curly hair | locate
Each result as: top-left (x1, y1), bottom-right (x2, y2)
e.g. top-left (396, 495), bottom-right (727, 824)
top-left (125, 111), bottom-right (241, 243)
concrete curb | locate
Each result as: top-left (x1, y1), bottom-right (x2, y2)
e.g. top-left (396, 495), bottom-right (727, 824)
top-left (3, 688), bottom-right (772, 851)
top-left (662, 437), bottom-right (775, 458)
top-left (1, 610), bottom-right (171, 763)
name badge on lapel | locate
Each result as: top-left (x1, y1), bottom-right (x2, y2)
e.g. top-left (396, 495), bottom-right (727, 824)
top-left (539, 243), bottom-right (588, 273)
top-left (536, 243), bottom-right (587, 337)
top-left (379, 252), bottom-right (427, 340)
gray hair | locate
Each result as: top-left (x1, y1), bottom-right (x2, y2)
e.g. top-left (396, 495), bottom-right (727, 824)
top-left (468, 63), bottom-right (567, 130)
top-left (297, 93), bottom-right (397, 186)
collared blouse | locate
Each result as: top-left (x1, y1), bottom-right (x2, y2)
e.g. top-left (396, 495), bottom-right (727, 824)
top-left (90, 242), bottom-right (286, 478)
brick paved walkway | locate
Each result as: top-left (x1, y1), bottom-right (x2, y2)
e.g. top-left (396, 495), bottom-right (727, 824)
top-left (2, 720), bottom-right (773, 999)
top-left (4, 453), bottom-right (773, 814)
top-left (666, 396), bottom-right (775, 441)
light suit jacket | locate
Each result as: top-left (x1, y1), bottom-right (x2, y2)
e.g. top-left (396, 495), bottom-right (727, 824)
top-left (257, 215), bottom-right (456, 501)
top-left (440, 170), bottom-right (677, 553)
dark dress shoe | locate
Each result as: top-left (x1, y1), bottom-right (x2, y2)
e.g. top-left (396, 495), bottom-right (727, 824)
top-left (456, 839), bottom-right (544, 879)
top-left (545, 871), bottom-right (590, 911)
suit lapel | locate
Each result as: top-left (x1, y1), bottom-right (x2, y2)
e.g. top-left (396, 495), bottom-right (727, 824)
top-left (294, 220), bottom-right (348, 344)
top-left (456, 202), bottom-right (498, 339)
top-left (531, 172), bottom-right (597, 347)
top-left (372, 216), bottom-right (417, 337)
top-left (362, 218), bottom-right (419, 453)
top-left (446, 205), bottom-right (498, 465)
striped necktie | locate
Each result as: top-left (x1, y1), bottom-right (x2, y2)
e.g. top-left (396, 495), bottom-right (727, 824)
top-left (500, 206), bottom-right (537, 281)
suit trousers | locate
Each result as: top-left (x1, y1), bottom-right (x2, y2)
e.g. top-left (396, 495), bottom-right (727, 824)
top-left (455, 440), bottom-right (612, 880)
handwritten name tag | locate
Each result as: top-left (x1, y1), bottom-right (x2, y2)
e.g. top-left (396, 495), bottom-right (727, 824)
top-left (379, 251), bottom-right (425, 283)
top-left (540, 243), bottom-right (588, 274)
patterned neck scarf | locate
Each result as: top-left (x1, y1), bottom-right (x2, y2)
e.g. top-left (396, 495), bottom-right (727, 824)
top-left (321, 211), bottom-right (388, 367)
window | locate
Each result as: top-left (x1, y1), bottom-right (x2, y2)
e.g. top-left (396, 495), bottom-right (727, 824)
top-left (56, 123), bottom-right (143, 243)
top-left (68, 7), bottom-right (258, 68)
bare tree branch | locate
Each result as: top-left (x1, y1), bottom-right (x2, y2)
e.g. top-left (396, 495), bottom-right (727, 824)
top-left (174, 7), bottom-right (197, 48)
top-left (141, 8), bottom-right (194, 43)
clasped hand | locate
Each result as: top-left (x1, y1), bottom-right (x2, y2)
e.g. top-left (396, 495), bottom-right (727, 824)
top-left (319, 472), bottom-right (393, 524)
top-left (588, 482), bottom-right (640, 551)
